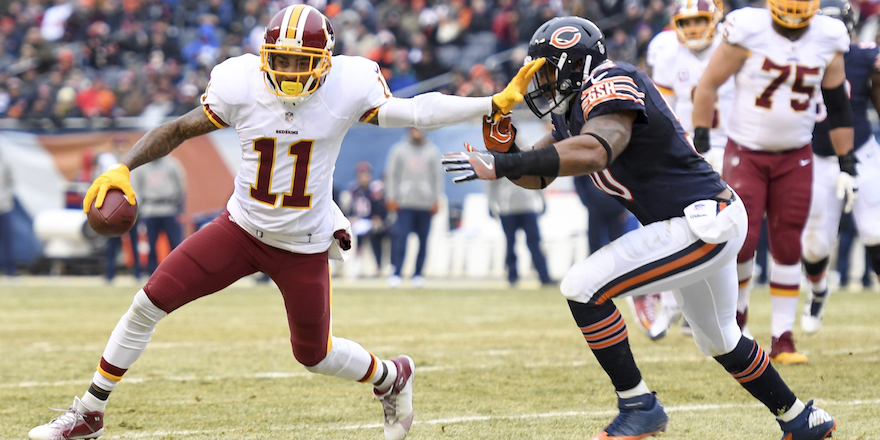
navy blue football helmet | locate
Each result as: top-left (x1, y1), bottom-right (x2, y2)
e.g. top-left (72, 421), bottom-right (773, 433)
top-left (524, 16), bottom-right (607, 118)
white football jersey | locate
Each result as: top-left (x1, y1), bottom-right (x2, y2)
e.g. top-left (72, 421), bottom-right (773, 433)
top-left (646, 29), bottom-right (734, 149)
top-left (200, 54), bottom-right (391, 254)
top-left (722, 7), bottom-right (849, 151)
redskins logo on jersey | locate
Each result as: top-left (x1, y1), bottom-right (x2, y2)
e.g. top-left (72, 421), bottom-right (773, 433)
top-left (550, 26), bottom-right (582, 49)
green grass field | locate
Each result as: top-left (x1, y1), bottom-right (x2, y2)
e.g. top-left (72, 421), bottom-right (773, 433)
top-left (1, 277), bottom-right (878, 439)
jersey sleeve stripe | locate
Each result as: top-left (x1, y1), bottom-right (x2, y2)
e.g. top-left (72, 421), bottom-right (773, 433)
top-left (582, 93), bottom-right (646, 117)
top-left (580, 76), bottom-right (646, 116)
top-left (359, 107), bottom-right (380, 123)
top-left (203, 104), bottom-right (229, 128)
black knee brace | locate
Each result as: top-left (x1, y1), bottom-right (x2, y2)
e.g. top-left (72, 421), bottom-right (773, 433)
top-left (802, 257), bottom-right (829, 277)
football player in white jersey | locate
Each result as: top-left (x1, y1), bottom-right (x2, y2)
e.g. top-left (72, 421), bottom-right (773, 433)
top-left (693, 0), bottom-right (855, 365)
top-left (27, 5), bottom-right (544, 440)
top-left (801, 0), bottom-right (880, 333)
top-left (643, 0), bottom-right (735, 340)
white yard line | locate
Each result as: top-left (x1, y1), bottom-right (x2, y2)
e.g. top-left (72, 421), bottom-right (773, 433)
top-left (6, 398), bottom-right (876, 439)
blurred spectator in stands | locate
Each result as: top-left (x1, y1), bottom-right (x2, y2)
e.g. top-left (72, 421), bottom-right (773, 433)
top-left (607, 27), bottom-right (638, 65)
top-left (182, 22), bottom-right (220, 71)
top-left (25, 82), bottom-right (54, 123)
top-left (55, 48), bottom-right (75, 77)
top-left (148, 21), bottom-right (182, 64)
top-left (352, 0), bottom-right (378, 32)
top-left (408, 33), bottom-right (445, 81)
top-left (487, 177), bottom-right (553, 287)
top-left (469, 0), bottom-right (494, 32)
top-left (40, 0), bottom-right (73, 42)
top-left (492, 0), bottom-right (520, 52)
top-left (456, 63), bottom-right (495, 97)
top-left (171, 83), bottom-right (201, 116)
top-left (0, 148), bottom-right (16, 276)
top-left (130, 154), bottom-right (186, 276)
top-left (82, 21), bottom-right (120, 70)
top-left (196, 0), bottom-right (235, 30)
top-left (387, 48), bottom-right (419, 92)
top-left (52, 85), bottom-right (80, 124)
top-left (117, 18), bottom-right (150, 57)
top-left (519, 2), bottom-right (547, 41)
top-left (435, 2), bottom-right (466, 46)
top-left (113, 70), bottom-right (147, 118)
top-left (4, 77), bottom-right (28, 119)
top-left (139, 88), bottom-right (174, 130)
top-left (75, 77), bottom-right (116, 120)
top-left (385, 128), bottom-right (443, 289)
top-left (366, 29), bottom-right (397, 80)
top-left (645, 0), bottom-right (672, 33)
top-left (342, 161), bottom-right (389, 278)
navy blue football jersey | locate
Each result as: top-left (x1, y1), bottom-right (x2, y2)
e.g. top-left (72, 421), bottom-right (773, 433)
top-left (812, 42), bottom-right (880, 157)
top-left (550, 62), bottom-right (726, 225)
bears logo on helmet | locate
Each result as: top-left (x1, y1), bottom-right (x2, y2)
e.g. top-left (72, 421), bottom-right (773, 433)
top-left (260, 4), bottom-right (335, 106)
top-left (550, 26), bottom-right (583, 49)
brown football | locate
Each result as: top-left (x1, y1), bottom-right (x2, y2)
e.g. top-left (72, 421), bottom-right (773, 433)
top-left (87, 189), bottom-right (138, 237)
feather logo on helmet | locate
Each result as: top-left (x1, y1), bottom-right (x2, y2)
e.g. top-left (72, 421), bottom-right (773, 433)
top-left (550, 26), bottom-right (582, 49)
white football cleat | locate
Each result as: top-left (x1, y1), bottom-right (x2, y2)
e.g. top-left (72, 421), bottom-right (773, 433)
top-left (374, 355), bottom-right (415, 440)
top-left (29, 396), bottom-right (104, 440)
top-left (801, 289), bottom-right (829, 335)
top-left (648, 305), bottom-right (681, 341)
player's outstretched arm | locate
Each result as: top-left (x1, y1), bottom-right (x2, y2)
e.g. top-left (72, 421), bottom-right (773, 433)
top-left (443, 112), bottom-right (636, 186)
top-left (367, 59), bottom-right (545, 130)
top-left (83, 108), bottom-right (219, 213)
top-left (693, 41), bottom-right (748, 148)
top-left (122, 107), bottom-right (220, 171)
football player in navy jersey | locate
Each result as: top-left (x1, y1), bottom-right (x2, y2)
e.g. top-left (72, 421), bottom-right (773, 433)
top-left (444, 16), bottom-right (836, 440)
top-left (801, 0), bottom-right (880, 333)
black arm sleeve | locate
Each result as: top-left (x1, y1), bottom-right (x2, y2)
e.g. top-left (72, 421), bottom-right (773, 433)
top-left (822, 83), bottom-right (853, 129)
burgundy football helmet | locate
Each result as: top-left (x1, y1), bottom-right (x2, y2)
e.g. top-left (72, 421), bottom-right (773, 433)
top-left (260, 4), bottom-right (335, 105)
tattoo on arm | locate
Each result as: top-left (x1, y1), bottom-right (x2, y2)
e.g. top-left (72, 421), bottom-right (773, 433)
top-left (580, 111), bottom-right (635, 159)
top-left (123, 108), bottom-right (219, 170)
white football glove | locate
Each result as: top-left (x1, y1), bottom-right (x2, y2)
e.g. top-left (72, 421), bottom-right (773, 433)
top-left (442, 143), bottom-right (498, 183)
top-left (836, 171), bottom-right (858, 214)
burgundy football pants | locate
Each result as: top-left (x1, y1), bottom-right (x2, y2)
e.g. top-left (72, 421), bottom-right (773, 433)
top-left (143, 211), bottom-right (331, 366)
top-left (722, 141), bottom-right (812, 266)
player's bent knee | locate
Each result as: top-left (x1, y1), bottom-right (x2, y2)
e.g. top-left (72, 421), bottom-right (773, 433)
top-left (292, 344), bottom-right (329, 368)
top-left (691, 322), bottom-right (741, 357)
top-left (130, 289), bottom-right (168, 326)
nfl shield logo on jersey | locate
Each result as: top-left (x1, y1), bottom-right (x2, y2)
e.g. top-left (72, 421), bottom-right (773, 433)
top-left (285, 111), bottom-right (294, 122)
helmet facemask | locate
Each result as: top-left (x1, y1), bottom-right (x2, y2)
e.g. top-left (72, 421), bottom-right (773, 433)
top-left (261, 44), bottom-right (331, 105)
top-left (768, 0), bottom-right (821, 29)
top-left (524, 54), bottom-right (585, 118)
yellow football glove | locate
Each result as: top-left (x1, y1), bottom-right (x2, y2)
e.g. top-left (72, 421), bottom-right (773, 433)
top-left (491, 58), bottom-right (546, 122)
top-left (83, 163), bottom-right (137, 213)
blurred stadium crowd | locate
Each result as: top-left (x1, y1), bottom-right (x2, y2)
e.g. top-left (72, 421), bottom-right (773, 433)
top-left (0, 0), bottom-right (776, 131)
